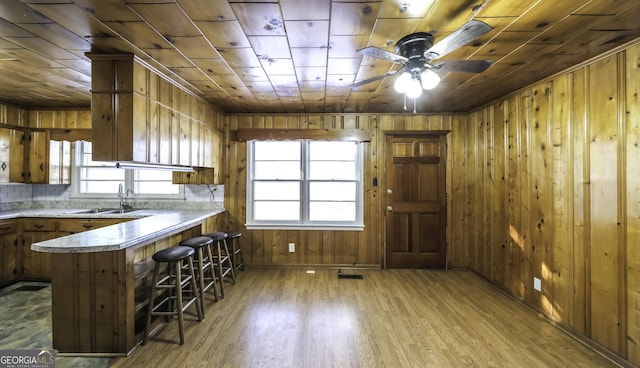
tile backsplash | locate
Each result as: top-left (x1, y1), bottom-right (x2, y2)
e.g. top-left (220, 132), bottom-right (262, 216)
top-left (0, 183), bottom-right (224, 212)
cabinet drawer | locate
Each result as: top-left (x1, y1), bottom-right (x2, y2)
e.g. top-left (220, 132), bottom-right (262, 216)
top-left (58, 218), bottom-right (123, 234)
top-left (0, 220), bottom-right (16, 235)
top-left (21, 219), bottom-right (56, 232)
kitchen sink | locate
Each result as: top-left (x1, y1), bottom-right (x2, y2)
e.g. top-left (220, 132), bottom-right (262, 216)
top-left (108, 208), bottom-right (143, 214)
top-left (70, 208), bottom-right (118, 214)
top-left (69, 208), bottom-right (143, 214)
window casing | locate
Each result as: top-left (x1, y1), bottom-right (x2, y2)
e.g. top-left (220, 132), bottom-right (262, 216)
top-left (71, 141), bottom-right (183, 199)
top-left (246, 140), bottom-right (364, 230)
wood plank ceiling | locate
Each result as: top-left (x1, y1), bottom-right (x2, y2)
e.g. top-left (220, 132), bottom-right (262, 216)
top-left (0, 0), bottom-right (639, 114)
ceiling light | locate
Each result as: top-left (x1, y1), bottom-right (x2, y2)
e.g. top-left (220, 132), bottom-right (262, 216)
top-left (394, 72), bottom-right (411, 93)
top-left (115, 162), bottom-right (194, 172)
top-left (394, 66), bottom-right (440, 112)
top-left (406, 76), bottom-right (423, 98)
top-left (420, 68), bottom-right (440, 90)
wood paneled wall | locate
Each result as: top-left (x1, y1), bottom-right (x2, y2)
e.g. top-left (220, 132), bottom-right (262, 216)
top-left (459, 40), bottom-right (640, 363)
top-left (223, 114), bottom-right (465, 268)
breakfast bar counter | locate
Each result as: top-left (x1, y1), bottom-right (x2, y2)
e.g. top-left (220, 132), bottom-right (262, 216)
top-left (30, 209), bottom-right (224, 253)
top-left (27, 208), bottom-right (225, 356)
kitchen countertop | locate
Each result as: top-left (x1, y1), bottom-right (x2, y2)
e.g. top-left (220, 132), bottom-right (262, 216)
top-left (0, 208), bottom-right (225, 253)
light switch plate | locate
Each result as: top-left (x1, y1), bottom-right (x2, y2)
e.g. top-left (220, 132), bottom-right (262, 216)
top-left (288, 243), bottom-right (295, 252)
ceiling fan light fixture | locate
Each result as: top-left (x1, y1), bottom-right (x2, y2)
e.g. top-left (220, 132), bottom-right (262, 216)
top-left (406, 76), bottom-right (423, 99)
top-left (394, 72), bottom-right (411, 93)
top-left (420, 68), bottom-right (440, 90)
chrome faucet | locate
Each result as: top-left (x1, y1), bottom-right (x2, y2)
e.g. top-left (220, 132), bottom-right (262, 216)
top-left (118, 183), bottom-right (133, 210)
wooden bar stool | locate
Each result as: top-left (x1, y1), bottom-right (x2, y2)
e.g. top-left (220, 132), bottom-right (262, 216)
top-left (202, 232), bottom-right (235, 299)
top-left (225, 231), bottom-right (245, 272)
top-left (180, 236), bottom-right (217, 314)
top-left (143, 246), bottom-right (203, 345)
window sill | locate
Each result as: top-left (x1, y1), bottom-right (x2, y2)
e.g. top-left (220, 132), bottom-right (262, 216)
top-left (245, 224), bottom-right (365, 231)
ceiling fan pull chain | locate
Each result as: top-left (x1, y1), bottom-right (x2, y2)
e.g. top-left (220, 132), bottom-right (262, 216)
top-left (413, 98), bottom-right (417, 114)
top-left (403, 94), bottom-right (407, 111)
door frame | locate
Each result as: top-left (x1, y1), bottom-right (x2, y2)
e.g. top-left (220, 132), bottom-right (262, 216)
top-left (382, 130), bottom-right (451, 269)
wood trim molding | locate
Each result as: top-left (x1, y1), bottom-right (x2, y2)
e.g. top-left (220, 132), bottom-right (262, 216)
top-left (233, 128), bottom-right (372, 142)
top-left (49, 129), bottom-right (92, 142)
top-left (383, 130), bottom-right (451, 136)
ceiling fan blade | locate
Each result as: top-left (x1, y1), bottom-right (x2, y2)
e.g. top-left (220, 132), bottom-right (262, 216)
top-left (357, 46), bottom-right (408, 64)
top-left (352, 67), bottom-right (406, 88)
top-left (425, 20), bottom-right (492, 60)
top-left (434, 60), bottom-right (493, 73)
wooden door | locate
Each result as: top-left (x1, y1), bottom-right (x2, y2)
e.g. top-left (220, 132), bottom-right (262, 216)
top-left (385, 134), bottom-right (447, 268)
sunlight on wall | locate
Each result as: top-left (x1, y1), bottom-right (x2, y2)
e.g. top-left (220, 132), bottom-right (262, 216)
top-left (509, 224), bottom-right (524, 250)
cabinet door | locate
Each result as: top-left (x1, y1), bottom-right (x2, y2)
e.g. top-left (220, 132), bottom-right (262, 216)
top-left (26, 130), bottom-right (49, 184)
top-left (0, 128), bottom-right (26, 183)
top-left (0, 128), bottom-right (10, 183)
top-left (172, 167), bottom-right (215, 184)
top-left (48, 140), bottom-right (71, 185)
top-left (21, 233), bottom-right (54, 280)
top-left (0, 234), bottom-right (18, 286)
top-left (20, 218), bottom-right (56, 280)
top-left (0, 220), bottom-right (18, 286)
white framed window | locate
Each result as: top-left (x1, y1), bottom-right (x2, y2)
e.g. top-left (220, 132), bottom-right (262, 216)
top-left (246, 140), bottom-right (364, 230)
top-left (71, 141), bottom-right (183, 199)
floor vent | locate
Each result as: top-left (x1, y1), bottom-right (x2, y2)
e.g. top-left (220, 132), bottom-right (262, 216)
top-left (337, 269), bottom-right (364, 279)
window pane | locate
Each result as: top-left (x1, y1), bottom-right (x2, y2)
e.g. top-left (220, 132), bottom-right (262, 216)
top-left (255, 141), bottom-right (300, 160)
top-left (80, 180), bottom-right (122, 193)
top-left (309, 202), bottom-right (355, 221)
top-left (310, 182), bottom-right (355, 201)
top-left (134, 170), bottom-right (179, 194)
top-left (135, 181), bottom-right (180, 194)
top-left (255, 161), bottom-right (300, 180)
top-left (135, 170), bottom-right (172, 181)
top-left (81, 168), bottom-right (125, 181)
top-left (310, 141), bottom-right (356, 161)
top-left (309, 162), bottom-right (356, 180)
top-left (254, 201), bottom-right (300, 221)
top-left (255, 181), bottom-right (300, 200)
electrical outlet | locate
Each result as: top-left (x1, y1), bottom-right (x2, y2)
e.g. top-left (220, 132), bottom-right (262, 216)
top-left (534, 277), bottom-right (541, 292)
top-left (288, 243), bottom-right (295, 252)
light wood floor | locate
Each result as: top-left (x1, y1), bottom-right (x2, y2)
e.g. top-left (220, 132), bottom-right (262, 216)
top-left (110, 268), bottom-right (618, 368)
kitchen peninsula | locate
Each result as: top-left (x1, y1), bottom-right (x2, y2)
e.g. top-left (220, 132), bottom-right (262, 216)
top-left (24, 208), bottom-right (225, 355)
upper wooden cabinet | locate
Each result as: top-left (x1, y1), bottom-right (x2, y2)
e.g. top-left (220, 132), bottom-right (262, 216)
top-left (0, 128), bottom-right (71, 184)
top-left (88, 53), bottom-right (222, 170)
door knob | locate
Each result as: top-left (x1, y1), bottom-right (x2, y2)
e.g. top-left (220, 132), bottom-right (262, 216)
top-left (387, 206), bottom-right (393, 212)
top-left (387, 189), bottom-right (392, 194)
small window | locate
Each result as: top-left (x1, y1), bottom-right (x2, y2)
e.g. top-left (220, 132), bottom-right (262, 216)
top-left (247, 140), bottom-right (364, 230)
top-left (72, 141), bottom-right (182, 199)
